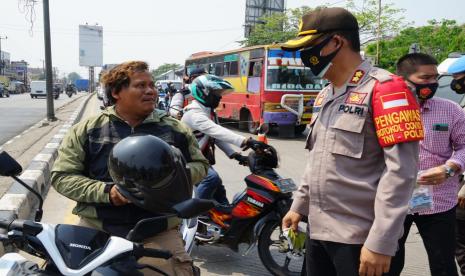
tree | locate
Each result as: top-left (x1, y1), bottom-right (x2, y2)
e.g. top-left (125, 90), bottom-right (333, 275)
top-left (241, 6), bottom-right (314, 47)
top-left (242, 2), bottom-right (407, 47)
top-left (67, 72), bottom-right (82, 83)
top-left (365, 20), bottom-right (465, 72)
top-left (152, 63), bottom-right (182, 79)
top-left (346, 0), bottom-right (410, 45)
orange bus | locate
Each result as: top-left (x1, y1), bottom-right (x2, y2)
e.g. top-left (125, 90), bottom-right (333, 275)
top-left (185, 45), bottom-right (326, 136)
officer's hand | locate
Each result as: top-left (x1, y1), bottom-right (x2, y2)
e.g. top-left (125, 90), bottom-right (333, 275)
top-left (110, 185), bottom-right (130, 206)
top-left (230, 152), bottom-right (248, 166)
top-left (282, 210), bottom-right (302, 232)
top-left (359, 246), bottom-right (391, 276)
top-left (417, 165), bottom-right (447, 185)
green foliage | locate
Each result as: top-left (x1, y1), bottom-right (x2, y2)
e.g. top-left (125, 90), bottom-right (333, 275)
top-left (151, 63), bottom-right (182, 79)
top-left (242, 1), bottom-right (408, 47)
top-left (346, 0), bottom-right (410, 44)
top-left (240, 6), bottom-right (315, 47)
top-left (365, 20), bottom-right (465, 72)
top-left (67, 72), bottom-right (81, 83)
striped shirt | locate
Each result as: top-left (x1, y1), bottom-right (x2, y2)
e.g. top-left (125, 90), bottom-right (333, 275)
top-left (418, 97), bottom-right (465, 215)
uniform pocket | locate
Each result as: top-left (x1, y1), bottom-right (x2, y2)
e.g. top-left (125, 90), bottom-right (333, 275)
top-left (330, 115), bottom-right (366, 158)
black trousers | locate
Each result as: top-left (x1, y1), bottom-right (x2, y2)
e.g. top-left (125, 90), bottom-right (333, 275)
top-left (390, 207), bottom-right (458, 276)
top-left (301, 239), bottom-right (393, 276)
top-left (456, 218), bottom-right (465, 275)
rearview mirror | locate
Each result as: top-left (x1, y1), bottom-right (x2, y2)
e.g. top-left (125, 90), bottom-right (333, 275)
top-left (172, 198), bottom-right (216, 219)
top-left (0, 152), bottom-right (22, 177)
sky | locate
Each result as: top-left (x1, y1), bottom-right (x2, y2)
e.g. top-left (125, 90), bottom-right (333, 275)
top-left (0, 0), bottom-right (463, 78)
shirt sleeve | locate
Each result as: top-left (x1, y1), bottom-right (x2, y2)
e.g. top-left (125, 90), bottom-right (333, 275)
top-left (447, 103), bottom-right (465, 171)
top-left (169, 93), bottom-right (184, 117)
top-left (51, 123), bottom-right (111, 204)
top-left (183, 109), bottom-right (245, 148)
top-left (290, 163), bottom-right (311, 217)
top-left (364, 141), bottom-right (418, 256)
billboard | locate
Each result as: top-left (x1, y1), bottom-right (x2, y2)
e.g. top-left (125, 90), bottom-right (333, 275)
top-left (244, 0), bottom-right (285, 37)
top-left (79, 25), bottom-right (103, 67)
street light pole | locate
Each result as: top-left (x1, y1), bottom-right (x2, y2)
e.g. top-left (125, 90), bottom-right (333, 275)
top-left (0, 36), bottom-right (8, 75)
top-left (42, 0), bottom-right (56, 121)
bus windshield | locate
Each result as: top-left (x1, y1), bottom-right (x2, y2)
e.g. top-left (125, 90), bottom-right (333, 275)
top-left (266, 49), bottom-right (326, 91)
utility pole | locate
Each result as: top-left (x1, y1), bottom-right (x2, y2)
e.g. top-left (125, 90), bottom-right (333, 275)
top-left (43, 0), bottom-right (56, 121)
top-left (376, 0), bottom-right (381, 66)
top-left (0, 36), bottom-right (7, 75)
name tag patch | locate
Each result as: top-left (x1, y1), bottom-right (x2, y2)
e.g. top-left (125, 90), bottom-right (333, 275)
top-left (338, 104), bottom-right (365, 116)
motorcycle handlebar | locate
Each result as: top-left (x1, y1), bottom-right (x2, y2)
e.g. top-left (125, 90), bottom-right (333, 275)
top-left (0, 219), bottom-right (12, 230)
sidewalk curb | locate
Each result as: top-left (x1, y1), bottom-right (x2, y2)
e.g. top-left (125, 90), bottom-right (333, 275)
top-left (0, 94), bottom-right (93, 229)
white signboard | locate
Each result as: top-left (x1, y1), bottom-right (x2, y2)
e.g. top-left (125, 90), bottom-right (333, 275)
top-left (79, 25), bottom-right (103, 67)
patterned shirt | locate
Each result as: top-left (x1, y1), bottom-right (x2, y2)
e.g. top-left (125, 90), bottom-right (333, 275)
top-left (418, 97), bottom-right (465, 215)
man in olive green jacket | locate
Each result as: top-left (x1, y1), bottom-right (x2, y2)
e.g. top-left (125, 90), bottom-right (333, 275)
top-left (51, 61), bottom-right (208, 276)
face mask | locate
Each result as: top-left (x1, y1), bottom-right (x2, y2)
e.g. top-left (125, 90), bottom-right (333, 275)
top-left (451, 76), bottom-right (465, 94)
top-left (300, 36), bottom-right (342, 78)
top-left (205, 93), bottom-right (222, 109)
top-left (409, 80), bottom-right (438, 100)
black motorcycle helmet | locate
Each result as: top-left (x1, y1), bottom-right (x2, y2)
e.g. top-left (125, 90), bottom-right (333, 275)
top-left (108, 134), bottom-right (192, 213)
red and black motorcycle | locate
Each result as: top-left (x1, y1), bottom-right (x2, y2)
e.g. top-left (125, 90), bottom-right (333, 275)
top-left (182, 126), bottom-right (305, 276)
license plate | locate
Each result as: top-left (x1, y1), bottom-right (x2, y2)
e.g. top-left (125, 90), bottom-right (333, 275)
top-left (274, 178), bottom-right (297, 193)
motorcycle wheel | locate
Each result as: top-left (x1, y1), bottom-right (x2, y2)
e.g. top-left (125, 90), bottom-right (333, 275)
top-left (257, 220), bottom-right (304, 276)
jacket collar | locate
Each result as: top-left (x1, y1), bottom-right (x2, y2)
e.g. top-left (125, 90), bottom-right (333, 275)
top-left (102, 105), bottom-right (165, 124)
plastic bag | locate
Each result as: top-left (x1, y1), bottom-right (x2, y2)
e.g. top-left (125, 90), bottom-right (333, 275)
top-left (408, 170), bottom-right (434, 214)
top-left (283, 224), bottom-right (306, 258)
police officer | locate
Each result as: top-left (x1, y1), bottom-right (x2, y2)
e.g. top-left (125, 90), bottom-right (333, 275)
top-left (280, 8), bottom-right (423, 276)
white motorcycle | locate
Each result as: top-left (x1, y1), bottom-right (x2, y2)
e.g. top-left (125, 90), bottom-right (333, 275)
top-left (0, 151), bottom-right (215, 275)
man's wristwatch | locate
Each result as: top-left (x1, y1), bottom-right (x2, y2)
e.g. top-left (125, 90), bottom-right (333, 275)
top-left (444, 165), bottom-right (456, 178)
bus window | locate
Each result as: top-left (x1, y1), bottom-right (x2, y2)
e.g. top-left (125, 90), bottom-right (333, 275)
top-left (266, 66), bottom-right (325, 91)
top-left (215, 63), bottom-right (223, 76)
top-left (223, 62), bottom-right (230, 76)
top-left (249, 61), bottom-right (263, 77)
top-left (208, 64), bottom-right (215, 75)
top-left (229, 61), bottom-right (239, 75)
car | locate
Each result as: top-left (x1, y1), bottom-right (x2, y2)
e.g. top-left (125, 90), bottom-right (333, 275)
top-left (0, 83), bottom-right (10, 98)
top-left (30, 81), bottom-right (59, 99)
top-left (8, 81), bottom-right (26, 94)
top-left (96, 86), bottom-right (104, 100)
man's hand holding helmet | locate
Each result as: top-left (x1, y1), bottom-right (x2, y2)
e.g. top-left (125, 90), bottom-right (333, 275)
top-left (109, 185), bottom-right (130, 206)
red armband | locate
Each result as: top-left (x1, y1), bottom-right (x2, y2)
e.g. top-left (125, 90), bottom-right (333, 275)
top-left (372, 76), bottom-right (424, 147)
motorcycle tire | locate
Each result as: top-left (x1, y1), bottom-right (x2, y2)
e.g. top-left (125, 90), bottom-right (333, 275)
top-left (257, 220), bottom-right (304, 276)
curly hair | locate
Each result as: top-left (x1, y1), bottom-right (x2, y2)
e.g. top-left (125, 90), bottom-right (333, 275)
top-left (101, 61), bottom-right (149, 105)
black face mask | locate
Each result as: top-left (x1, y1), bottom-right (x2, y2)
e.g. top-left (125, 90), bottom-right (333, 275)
top-left (409, 81), bottom-right (438, 100)
top-left (300, 36), bottom-right (342, 78)
top-left (205, 93), bottom-right (222, 109)
top-left (451, 76), bottom-right (465, 94)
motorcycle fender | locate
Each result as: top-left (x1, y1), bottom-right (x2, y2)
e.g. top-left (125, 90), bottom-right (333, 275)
top-left (252, 211), bottom-right (280, 245)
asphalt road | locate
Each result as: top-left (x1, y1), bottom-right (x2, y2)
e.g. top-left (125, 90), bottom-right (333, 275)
top-left (0, 92), bottom-right (80, 145)
top-left (38, 96), bottom-right (432, 275)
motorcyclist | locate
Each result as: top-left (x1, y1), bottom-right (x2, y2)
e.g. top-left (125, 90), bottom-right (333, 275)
top-left (169, 68), bottom-right (207, 118)
top-left (181, 74), bottom-right (262, 205)
top-left (51, 61), bottom-right (209, 276)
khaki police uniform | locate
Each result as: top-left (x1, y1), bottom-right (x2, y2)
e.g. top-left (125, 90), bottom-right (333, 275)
top-left (291, 60), bottom-right (422, 256)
